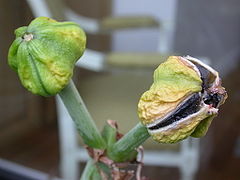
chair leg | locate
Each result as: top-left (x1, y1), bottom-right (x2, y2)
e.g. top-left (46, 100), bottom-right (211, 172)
top-left (179, 138), bottom-right (200, 180)
top-left (56, 96), bottom-right (80, 180)
top-left (180, 165), bottom-right (195, 180)
top-left (60, 156), bottom-right (79, 180)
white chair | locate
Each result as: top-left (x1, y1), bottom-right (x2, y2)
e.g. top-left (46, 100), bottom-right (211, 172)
top-left (26, 0), bottom-right (200, 180)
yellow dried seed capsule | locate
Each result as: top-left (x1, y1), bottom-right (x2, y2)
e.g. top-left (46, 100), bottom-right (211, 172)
top-left (138, 56), bottom-right (227, 143)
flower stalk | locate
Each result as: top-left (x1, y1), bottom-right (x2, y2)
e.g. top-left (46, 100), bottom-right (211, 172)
top-left (58, 80), bottom-right (106, 149)
top-left (108, 123), bottom-right (150, 162)
top-left (80, 159), bottom-right (101, 180)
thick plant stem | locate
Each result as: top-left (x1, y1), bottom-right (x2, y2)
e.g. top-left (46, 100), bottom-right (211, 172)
top-left (59, 80), bottom-right (106, 149)
top-left (80, 159), bottom-right (101, 180)
top-left (109, 123), bottom-right (150, 162)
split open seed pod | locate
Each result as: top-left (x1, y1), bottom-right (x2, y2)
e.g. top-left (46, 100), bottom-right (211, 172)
top-left (8, 17), bottom-right (86, 96)
top-left (138, 56), bottom-right (227, 143)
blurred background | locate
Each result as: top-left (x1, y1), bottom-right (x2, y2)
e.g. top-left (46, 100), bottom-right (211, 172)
top-left (0, 0), bottom-right (240, 180)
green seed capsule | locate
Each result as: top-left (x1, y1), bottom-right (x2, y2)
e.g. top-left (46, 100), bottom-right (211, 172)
top-left (138, 56), bottom-right (227, 143)
top-left (8, 17), bottom-right (86, 96)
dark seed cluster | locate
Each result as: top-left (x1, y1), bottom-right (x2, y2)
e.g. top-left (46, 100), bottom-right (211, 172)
top-left (203, 93), bottom-right (222, 108)
top-left (149, 93), bottom-right (201, 130)
top-left (194, 63), bottom-right (212, 91)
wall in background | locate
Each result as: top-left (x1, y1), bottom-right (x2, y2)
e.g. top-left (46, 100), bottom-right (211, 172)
top-left (111, 0), bottom-right (177, 52)
top-left (174, 0), bottom-right (240, 76)
top-left (112, 0), bottom-right (240, 76)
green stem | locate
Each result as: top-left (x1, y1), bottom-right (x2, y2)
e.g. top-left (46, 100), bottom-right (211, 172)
top-left (80, 159), bottom-right (101, 180)
top-left (58, 80), bottom-right (106, 149)
top-left (109, 123), bottom-right (150, 162)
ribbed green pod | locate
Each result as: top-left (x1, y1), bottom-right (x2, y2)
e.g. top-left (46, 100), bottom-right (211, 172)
top-left (8, 17), bottom-right (86, 96)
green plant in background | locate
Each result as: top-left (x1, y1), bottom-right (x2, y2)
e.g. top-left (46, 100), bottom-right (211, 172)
top-left (8, 17), bottom-right (228, 179)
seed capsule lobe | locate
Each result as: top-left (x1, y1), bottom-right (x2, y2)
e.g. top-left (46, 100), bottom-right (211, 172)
top-left (148, 93), bottom-right (201, 130)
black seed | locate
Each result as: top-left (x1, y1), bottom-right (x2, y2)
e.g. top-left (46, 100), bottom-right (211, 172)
top-left (192, 63), bottom-right (216, 92)
top-left (194, 63), bottom-right (211, 90)
top-left (149, 93), bottom-right (201, 130)
top-left (204, 93), bottom-right (222, 108)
